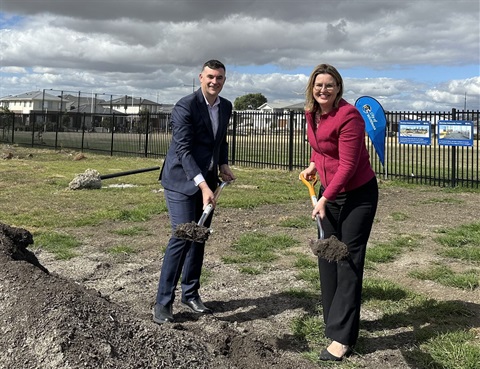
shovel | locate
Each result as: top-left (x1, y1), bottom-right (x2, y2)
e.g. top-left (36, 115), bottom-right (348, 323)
top-left (69, 166), bottom-right (160, 190)
top-left (299, 173), bottom-right (349, 262)
top-left (174, 180), bottom-right (231, 242)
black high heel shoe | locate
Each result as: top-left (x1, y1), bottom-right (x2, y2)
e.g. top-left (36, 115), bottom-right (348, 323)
top-left (319, 346), bottom-right (352, 361)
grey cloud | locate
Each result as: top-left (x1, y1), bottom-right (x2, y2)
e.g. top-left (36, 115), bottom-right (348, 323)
top-left (0, 0), bottom-right (437, 23)
top-left (326, 19), bottom-right (348, 44)
top-left (0, 0), bottom-right (478, 111)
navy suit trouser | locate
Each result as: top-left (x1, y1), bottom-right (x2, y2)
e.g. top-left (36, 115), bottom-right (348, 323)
top-left (318, 177), bottom-right (378, 346)
top-left (155, 174), bottom-right (216, 307)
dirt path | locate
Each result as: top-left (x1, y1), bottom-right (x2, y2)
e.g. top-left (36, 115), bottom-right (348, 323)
top-left (1, 184), bottom-right (479, 368)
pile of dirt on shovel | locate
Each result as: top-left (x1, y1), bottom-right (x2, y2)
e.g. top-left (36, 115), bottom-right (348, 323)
top-left (0, 222), bottom-right (318, 369)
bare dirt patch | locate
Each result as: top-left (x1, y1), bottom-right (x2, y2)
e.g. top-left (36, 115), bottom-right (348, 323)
top-left (1, 182), bottom-right (479, 369)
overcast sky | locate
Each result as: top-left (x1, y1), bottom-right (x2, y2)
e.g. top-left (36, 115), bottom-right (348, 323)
top-left (1, 0), bottom-right (479, 111)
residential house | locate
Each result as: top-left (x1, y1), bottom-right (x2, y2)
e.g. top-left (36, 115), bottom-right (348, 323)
top-left (255, 101), bottom-right (305, 131)
top-left (0, 91), bottom-right (65, 129)
top-left (66, 104), bottom-right (126, 132)
top-left (98, 96), bottom-right (174, 133)
top-left (100, 96), bottom-right (173, 115)
top-left (0, 91), bottom-right (175, 132)
top-left (0, 91), bottom-right (62, 114)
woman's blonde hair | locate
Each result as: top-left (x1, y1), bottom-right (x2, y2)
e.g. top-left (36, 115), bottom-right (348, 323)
top-left (304, 64), bottom-right (344, 113)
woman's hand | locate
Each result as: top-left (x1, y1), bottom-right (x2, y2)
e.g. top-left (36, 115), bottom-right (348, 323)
top-left (312, 196), bottom-right (328, 220)
top-left (300, 162), bottom-right (317, 181)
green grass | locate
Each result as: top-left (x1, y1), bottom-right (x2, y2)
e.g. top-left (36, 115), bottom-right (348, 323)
top-left (0, 150), bottom-right (167, 228)
top-left (362, 278), bottom-right (474, 327)
top-left (107, 244), bottom-right (137, 255)
top-left (367, 235), bottom-right (420, 263)
top-left (2, 146), bottom-right (480, 369)
top-left (359, 277), bottom-right (476, 366)
top-left (238, 266), bottom-right (263, 275)
top-left (293, 253), bottom-right (317, 269)
top-left (0, 148), bottom-right (308, 229)
top-left (417, 330), bottom-right (480, 369)
top-left (200, 268), bottom-right (213, 285)
top-left (282, 288), bottom-right (317, 300)
top-left (420, 197), bottom-right (464, 205)
top-left (409, 265), bottom-right (480, 290)
top-left (296, 269), bottom-right (320, 290)
top-left (33, 231), bottom-right (81, 260)
top-left (220, 262), bottom-right (478, 369)
top-left (221, 232), bottom-right (298, 265)
top-left (112, 226), bottom-right (149, 236)
top-left (362, 278), bottom-right (411, 306)
top-left (291, 312), bottom-right (326, 348)
top-left (220, 168), bottom-right (307, 207)
top-left (278, 215), bottom-right (313, 228)
top-left (435, 222), bottom-right (480, 262)
top-left (293, 253), bottom-right (320, 290)
top-left (390, 211), bottom-right (409, 221)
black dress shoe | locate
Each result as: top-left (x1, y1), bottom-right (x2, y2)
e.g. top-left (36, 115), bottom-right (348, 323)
top-left (319, 347), bottom-right (352, 362)
top-left (181, 297), bottom-right (212, 314)
top-left (152, 303), bottom-right (174, 324)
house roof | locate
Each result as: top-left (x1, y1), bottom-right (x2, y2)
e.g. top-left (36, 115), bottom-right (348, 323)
top-left (257, 102), bottom-right (287, 110)
top-left (284, 102), bottom-right (305, 111)
top-left (257, 101), bottom-right (305, 111)
top-left (62, 94), bottom-right (107, 105)
top-left (1, 91), bottom-right (172, 111)
top-left (156, 104), bottom-right (175, 113)
top-left (68, 104), bottom-right (126, 115)
top-left (105, 96), bottom-right (160, 106)
top-left (1, 91), bottom-right (61, 101)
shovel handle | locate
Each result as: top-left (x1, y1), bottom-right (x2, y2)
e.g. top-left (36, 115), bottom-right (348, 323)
top-left (299, 173), bottom-right (319, 207)
top-left (197, 180), bottom-right (232, 226)
top-left (197, 204), bottom-right (214, 226)
top-left (315, 214), bottom-right (324, 239)
top-left (300, 173), bottom-right (324, 240)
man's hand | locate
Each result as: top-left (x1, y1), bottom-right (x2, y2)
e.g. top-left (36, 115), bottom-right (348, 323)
top-left (219, 164), bottom-right (236, 182)
top-left (198, 181), bottom-right (215, 209)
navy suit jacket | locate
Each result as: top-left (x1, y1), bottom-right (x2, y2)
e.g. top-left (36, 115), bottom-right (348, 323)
top-left (160, 88), bottom-right (232, 196)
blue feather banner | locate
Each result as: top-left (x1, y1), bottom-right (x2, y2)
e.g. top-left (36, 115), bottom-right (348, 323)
top-left (355, 96), bottom-right (387, 166)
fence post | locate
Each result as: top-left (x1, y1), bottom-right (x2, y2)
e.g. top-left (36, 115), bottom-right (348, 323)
top-left (144, 112), bottom-right (150, 158)
top-left (288, 111), bottom-right (294, 171)
top-left (11, 113), bottom-right (16, 143)
top-left (54, 113), bottom-right (59, 150)
top-left (451, 108), bottom-right (457, 187)
top-left (230, 111), bottom-right (237, 165)
top-left (81, 113), bottom-right (86, 151)
top-left (110, 116), bottom-right (115, 156)
top-left (31, 114), bottom-right (35, 147)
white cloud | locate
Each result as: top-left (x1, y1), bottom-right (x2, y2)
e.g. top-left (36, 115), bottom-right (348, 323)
top-left (0, 0), bottom-right (478, 111)
top-left (0, 66), bottom-right (26, 73)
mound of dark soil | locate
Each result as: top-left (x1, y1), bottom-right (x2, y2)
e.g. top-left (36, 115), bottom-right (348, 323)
top-left (0, 222), bottom-right (317, 369)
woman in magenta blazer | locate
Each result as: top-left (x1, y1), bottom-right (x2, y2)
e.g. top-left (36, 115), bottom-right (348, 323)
top-left (300, 64), bottom-right (378, 361)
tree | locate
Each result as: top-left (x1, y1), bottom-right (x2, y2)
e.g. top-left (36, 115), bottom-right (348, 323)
top-left (0, 106), bottom-right (13, 133)
top-left (0, 106), bottom-right (11, 114)
top-left (233, 93), bottom-right (267, 110)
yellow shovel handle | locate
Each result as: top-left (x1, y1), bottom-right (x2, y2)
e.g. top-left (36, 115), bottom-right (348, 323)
top-left (299, 173), bottom-right (319, 207)
top-left (300, 173), bottom-right (324, 239)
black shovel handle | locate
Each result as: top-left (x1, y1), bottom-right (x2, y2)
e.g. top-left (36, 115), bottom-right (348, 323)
top-left (100, 166), bottom-right (160, 180)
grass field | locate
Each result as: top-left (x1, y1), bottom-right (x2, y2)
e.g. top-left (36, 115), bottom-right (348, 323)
top-left (1, 145), bottom-right (479, 368)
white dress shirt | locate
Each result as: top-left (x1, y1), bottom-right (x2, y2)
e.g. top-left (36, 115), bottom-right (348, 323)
top-left (193, 95), bottom-right (221, 186)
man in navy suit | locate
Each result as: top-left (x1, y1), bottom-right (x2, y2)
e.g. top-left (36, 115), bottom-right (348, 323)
top-left (153, 60), bottom-right (236, 324)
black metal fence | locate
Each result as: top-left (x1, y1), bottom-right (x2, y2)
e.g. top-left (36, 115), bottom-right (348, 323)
top-left (1, 109), bottom-right (479, 188)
